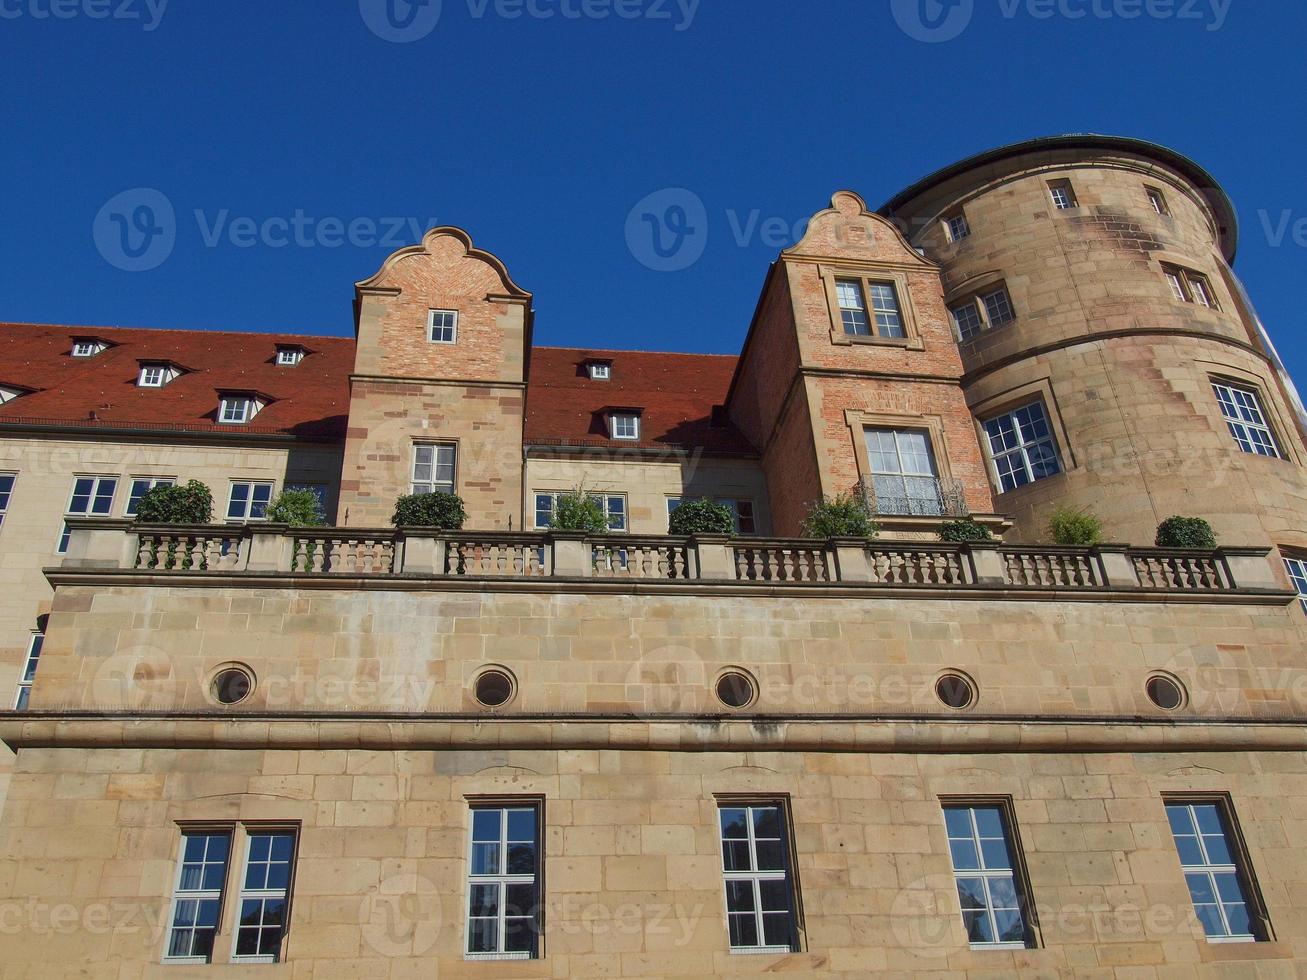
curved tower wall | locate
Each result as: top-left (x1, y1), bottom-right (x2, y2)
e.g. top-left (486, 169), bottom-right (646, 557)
top-left (885, 142), bottom-right (1307, 557)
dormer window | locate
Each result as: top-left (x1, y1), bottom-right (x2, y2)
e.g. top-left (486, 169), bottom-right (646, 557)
top-left (587, 360), bottom-right (612, 381)
top-left (276, 346), bottom-right (306, 366)
top-left (610, 412), bottom-right (640, 441)
top-left (71, 339), bottom-right (108, 358)
top-left (218, 394), bottom-right (264, 425)
top-left (0, 385), bottom-right (27, 405)
top-left (137, 363), bottom-right (181, 388)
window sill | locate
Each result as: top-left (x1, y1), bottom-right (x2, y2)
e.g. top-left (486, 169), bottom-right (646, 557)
top-left (969, 941), bottom-right (1030, 951)
top-left (829, 329), bottom-right (922, 351)
top-left (465, 951), bottom-right (534, 961)
top-left (729, 945), bottom-right (793, 955)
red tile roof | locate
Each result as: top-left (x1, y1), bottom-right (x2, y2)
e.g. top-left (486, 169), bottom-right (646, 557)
top-left (0, 325), bottom-right (756, 454)
top-left (0, 322), bottom-right (354, 440)
top-left (524, 347), bottom-right (755, 455)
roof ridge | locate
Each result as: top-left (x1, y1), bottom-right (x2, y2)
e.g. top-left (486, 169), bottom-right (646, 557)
top-left (532, 345), bottom-right (738, 359)
top-left (0, 321), bottom-right (354, 344)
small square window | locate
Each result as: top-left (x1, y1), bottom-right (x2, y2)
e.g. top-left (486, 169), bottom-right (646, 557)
top-left (59, 475), bottom-right (118, 552)
top-left (138, 365), bottom-right (167, 387)
top-left (1147, 187), bottom-right (1171, 216)
top-left (412, 444), bottom-right (457, 495)
top-left (946, 212), bottom-right (971, 242)
top-left (981, 287), bottom-right (1015, 327)
top-left (276, 347), bottom-right (305, 366)
top-left (227, 482), bottom-right (274, 522)
top-left (71, 339), bottom-right (106, 357)
top-left (1048, 180), bottom-right (1078, 210)
top-left (220, 397), bottom-right (254, 425)
top-left (429, 310), bottom-right (458, 344)
top-left (951, 301), bottom-right (984, 341)
top-left (611, 414), bottom-right (640, 441)
top-left (587, 362), bottom-right (611, 381)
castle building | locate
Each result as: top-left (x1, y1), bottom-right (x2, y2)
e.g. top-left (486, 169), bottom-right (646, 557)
top-left (0, 135), bottom-right (1305, 976)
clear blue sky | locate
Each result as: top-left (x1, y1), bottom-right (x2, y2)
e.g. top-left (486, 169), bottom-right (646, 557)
top-left (1, 0), bottom-right (1304, 383)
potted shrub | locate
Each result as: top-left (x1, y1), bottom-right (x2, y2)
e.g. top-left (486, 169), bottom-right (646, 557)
top-left (1048, 506), bottom-right (1103, 546)
top-left (391, 491), bottom-right (468, 530)
top-left (547, 491), bottom-right (610, 534)
top-left (668, 498), bottom-right (735, 536)
top-left (939, 519), bottom-right (993, 543)
top-left (801, 495), bottom-right (879, 539)
top-left (135, 480), bottom-right (214, 524)
top-left (1155, 516), bottom-right (1217, 549)
top-left (266, 489), bottom-right (326, 527)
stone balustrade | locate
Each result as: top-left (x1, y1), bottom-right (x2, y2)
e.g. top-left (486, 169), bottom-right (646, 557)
top-left (56, 519), bottom-right (1288, 597)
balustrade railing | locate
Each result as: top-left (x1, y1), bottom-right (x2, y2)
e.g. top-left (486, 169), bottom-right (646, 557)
top-left (62, 520), bottom-right (1282, 598)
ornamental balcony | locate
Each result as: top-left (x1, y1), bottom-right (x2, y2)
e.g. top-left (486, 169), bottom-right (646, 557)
top-left (855, 475), bottom-right (970, 518)
top-left (53, 519), bottom-right (1289, 600)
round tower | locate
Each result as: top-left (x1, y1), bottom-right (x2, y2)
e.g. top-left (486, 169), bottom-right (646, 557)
top-left (882, 135), bottom-right (1307, 559)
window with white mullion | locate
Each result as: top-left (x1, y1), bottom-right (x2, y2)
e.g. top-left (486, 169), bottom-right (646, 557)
top-left (865, 428), bottom-right (943, 516)
top-left (835, 279), bottom-right (871, 337)
top-left (951, 300), bottom-right (984, 341)
top-left (126, 477), bottom-right (175, 517)
top-left (983, 402), bottom-right (1062, 492)
top-left (946, 213), bottom-right (971, 241)
top-left (944, 804), bottom-right (1031, 949)
top-left (981, 287), bottom-right (1015, 326)
top-left (534, 493), bottom-right (627, 532)
top-left (1212, 382), bottom-right (1282, 459)
top-left (12, 630), bottom-right (43, 711)
top-left (58, 475), bottom-right (118, 552)
top-left (466, 806), bottom-right (540, 959)
top-left (1166, 801), bottom-right (1261, 942)
top-left (868, 282), bottom-right (906, 338)
top-left (719, 805), bottom-right (796, 953)
top-left (429, 309), bottom-right (459, 344)
top-left (232, 830), bottom-right (296, 963)
top-left (1284, 557), bottom-right (1307, 613)
top-left (412, 444), bottom-right (457, 494)
top-left (164, 830), bottom-right (232, 964)
top-left (0, 472), bottom-right (15, 529)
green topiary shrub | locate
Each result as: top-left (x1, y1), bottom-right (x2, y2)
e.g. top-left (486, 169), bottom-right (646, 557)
top-left (801, 495), bottom-right (880, 539)
top-left (547, 491), bottom-right (610, 534)
top-left (1048, 505), bottom-right (1103, 546)
top-left (1155, 516), bottom-right (1217, 549)
top-left (266, 489), bottom-right (326, 527)
top-left (939, 519), bottom-right (994, 543)
top-left (391, 492), bottom-right (467, 530)
top-left (135, 480), bottom-right (213, 524)
top-left (668, 498), bottom-right (735, 536)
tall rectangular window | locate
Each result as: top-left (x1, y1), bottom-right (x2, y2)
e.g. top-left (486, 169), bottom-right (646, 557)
top-left (1147, 186), bottom-right (1170, 216)
top-left (233, 830), bottom-right (296, 963)
top-left (13, 630), bottom-right (43, 711)
top-left (0, 472), bottom-right (15, 528)
top-left (227, 482), bottom-right (274, 521)
top-left (718, 803), bottom-right (797, 953)
top-left (534, 493), bottom-right (627, 532)
top-left (126, 477), bottom-right (175, 518)
top-left (1165, 267), bottom-right (1189, 302)
top-left (58, 475), bottom-right (118, 552)
top-left (944, 803), bottom-right (1033, 949)
top-left (864, 428), bottom-right (943, 516)
top-left (1284, 556), bottom-right (1307, 613)
top-left (1048, 180), bottom-right (1078, 210)
top-left (1189, 273), bottom-right (1217, 309)
top-left (946, 212), bottom-right (971, 242)
top-left (981, 287), bottom-right (1015, 327)
top-left (412, 444), bottom-right (457, 495)
top-left (429, 309), bottom-right (459, 344)
top-left (983, 402), bottom-right (1062, 492)
top-left (868, 282), bottom-right (906, 338)
top-left (466, 805), bottom-right (540, 959)
top-left (164, 831), bottom-right (232, 964)
top-left (835, 279), bottom-right (870, 336)
top-left (1212, 381), bottom-right (1282, 458)
top-left (1166, 800), bottom-right (1264, 942)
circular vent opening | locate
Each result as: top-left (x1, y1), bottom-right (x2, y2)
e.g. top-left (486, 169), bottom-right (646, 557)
top-left (211, 667), bottom-right (253, 706)
top-left (935, 673), bottom-right (976, 710)
top-left (474, 669), bottom-right (515, 708)
top-left (1146, 674), bottom-right (1186, 711)
top-left (715, 671), bottom-right (756, 709)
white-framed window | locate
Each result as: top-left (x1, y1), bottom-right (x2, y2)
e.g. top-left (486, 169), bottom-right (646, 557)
top-left (219, 396), bottom-right (257, 425)
top-left (275, 346), bottom-right (305, 366)
top-left (951, 285), bottom-right (1015, 341)
top-left (429, 309), bottom-right (458, 344)
top-left (1190, 273), bottom-right (1217, 309)
top-left (1212, 381), bottom-right (1282, 459)
top-left (466, 805), bottom-right (540, 960)
top-left (13, 630), bottom-right (43, 711)
top-left (534, 493), bottom-right (627, 532)
top-left (944, 803), bottom-right (1032, 949)
top-left (983, 402), bottom-right (1062, 493)
top-left (58, 475), bottom-right (118, 552)
top-left (1284, 556), bottom-right (1307, 613)
top-left (587, 361), bottom-right (612, 381)
top-left (138, 365), bottom-right (167, 387)
top-left (865, 428), bottom-right (944, 516)
top-left (227, 482), bottom-right (274, 522)
top-left (946, 212), bottom-right (971, 242)
top-left (1163, 264), bottom-right (1220, 310)
top-left (412, 444), bottom-right (457, 495)
top-left (610, 413), bottom-right (640, 441)
top-left (666, 498), bottom-right (756, 534)
top-left (1147, 186), bottom-right (1171, 216)
top-left (0, 472), bottom-right (15, 528)
top-left (0, 385), bottom-right (25, 404)
top-left (164, 830), bottom-right (232, 964)
top-left (126, 477), bottom-right (175, 518)
top-left (1048, 180), bottom-right (1078, 210)
top-left (835, 279), bottom-right (871, 337)
top-left (1166, 800), bottom-right (1262, 943)
top-left (718, 803), bottom-right (797, 953)
top-left (71, 339), bottom-right (107, 358)
top-left (1165, 267), bottom-right (1188, 303)
top-left (232, 830), bottom-right (297, 963)
top-left (868, 282), bottom-right (906, 339)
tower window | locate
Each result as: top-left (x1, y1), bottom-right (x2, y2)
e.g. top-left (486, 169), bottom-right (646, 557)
top-left (1212, 381), bottom-right (1282, 459)
top-left (983, 401), bottom-right (1062, 492)
top-left (945, 211), bottom-right (971, 242)
top-left (1048, 180), bottom-right (1078, 210)
top-left (1162, 264), bottom-right (1220, 310)
top-left (1283, 556), bottom-right (1307, 613)
top-left (951, 283), bottom-right (1016, 341)
top-left (1147, 186), bottom-right (1171, 216)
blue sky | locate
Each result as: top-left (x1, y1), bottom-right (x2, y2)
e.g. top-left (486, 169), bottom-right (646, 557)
top-left (1, 0), bottom-right (1304, 382)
